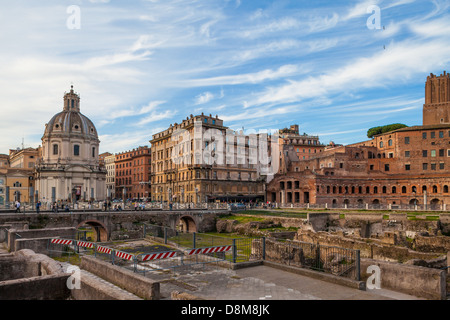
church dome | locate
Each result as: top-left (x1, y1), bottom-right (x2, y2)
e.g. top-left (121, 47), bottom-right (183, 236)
top-left (43, 86), bottom-right (99, 141)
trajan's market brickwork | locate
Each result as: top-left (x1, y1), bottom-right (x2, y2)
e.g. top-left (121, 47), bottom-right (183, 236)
top-left (267, 72), bottom-right (450, 209)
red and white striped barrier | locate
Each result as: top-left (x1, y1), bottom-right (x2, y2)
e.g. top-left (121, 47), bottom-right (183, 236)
top-left (77, 241), bottom-right (94, 248)
top-left (141, 251), bottom-right (177, 261)
top-left (51, 238), bottom-right (73, 245)
top-left (188, 245), bottom-right (232, 255)
top-left (97, 245), bottom-right (112, 255)
top-left (115, 250), bottom-right (134, 261)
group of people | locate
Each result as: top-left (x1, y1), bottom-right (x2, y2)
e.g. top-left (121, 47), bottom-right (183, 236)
top-left (134, 202), bottom-right (146, 211)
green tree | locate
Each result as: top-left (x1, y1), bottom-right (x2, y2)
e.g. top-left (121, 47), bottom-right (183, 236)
top-left (367, 123), bottom-right (408, 138)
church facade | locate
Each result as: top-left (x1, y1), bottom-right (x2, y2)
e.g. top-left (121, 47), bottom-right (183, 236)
top-left (34, 87), bottom-right (106, 204)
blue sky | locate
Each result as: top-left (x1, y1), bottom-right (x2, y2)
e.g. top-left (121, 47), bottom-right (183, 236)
top-left (1, 0), bottom-right (450, 154)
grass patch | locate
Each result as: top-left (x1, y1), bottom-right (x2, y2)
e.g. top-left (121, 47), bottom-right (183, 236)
top-left (237, 210), bottom-right (308, 219)
top-left (53, 253), bottom-right (81, 265)
top-left (260, 226), bottom-right (298, 232)
top-left (218, 215), bottom-right (266, 224)
top-left (407, 215), bottom-right (440, 221)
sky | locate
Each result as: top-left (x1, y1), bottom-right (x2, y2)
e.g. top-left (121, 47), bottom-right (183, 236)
top-left (1, 0), bottom-right (450, 154)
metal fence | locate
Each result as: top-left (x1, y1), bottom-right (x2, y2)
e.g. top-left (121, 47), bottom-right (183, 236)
top-left (262, 202), bottom-right (450, 212)
top-left (47, 224), bottom-right (361, 281)
top-left (144, 224), bottom-right (259, 264)
top-left (252, 238), bottom-right (360, 280)
top-left (142, 224), bottom-right (360, 280)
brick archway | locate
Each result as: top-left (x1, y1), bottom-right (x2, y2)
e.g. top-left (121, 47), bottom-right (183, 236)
top-left (430, 198), bottom-right (440, 210)
top-left (76, 219), bottom-right (108, 242)
top-left (178, 215), bottom-right (197, 233)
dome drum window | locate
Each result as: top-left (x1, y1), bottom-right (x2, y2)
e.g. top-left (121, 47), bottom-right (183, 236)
top-left (74, 144), bottom-right (80, 156)
top-left (53, 144), bottom-right (59, 155)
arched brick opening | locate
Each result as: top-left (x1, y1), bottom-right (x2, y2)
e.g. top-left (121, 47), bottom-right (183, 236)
top-left (430, 198), bottom-right (440, 210)
top-left (178, 216), bottom-right (197, 233)
top-left (77, 220), bottom-right (108, 242)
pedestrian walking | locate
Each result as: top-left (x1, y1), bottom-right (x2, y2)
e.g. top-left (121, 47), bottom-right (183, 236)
top-left (15, 201), bottom-right (21, 213)
top-left (36, 201), bottom-right (41, 214)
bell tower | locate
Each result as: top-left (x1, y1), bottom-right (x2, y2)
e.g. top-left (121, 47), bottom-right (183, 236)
top-left (423, 71), bottom-right (450, 125)
top-left (63, 85), bottom-right (81, 112)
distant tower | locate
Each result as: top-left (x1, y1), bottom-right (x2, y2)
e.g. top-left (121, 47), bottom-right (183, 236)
top-left (423, 71), bottom-right (450, 125)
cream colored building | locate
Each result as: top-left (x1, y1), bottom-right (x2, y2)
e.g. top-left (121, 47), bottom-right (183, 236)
top-left (105, 153), bottom-right (116, 199)
top-left (9, 147), bottom-right (40, 169)
top-left (35, 86), bottom-right (106, 204)
top-left (149, 113), bottom-right (269, 204)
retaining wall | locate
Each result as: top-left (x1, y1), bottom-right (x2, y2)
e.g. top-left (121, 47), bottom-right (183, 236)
top-left (71, 273), bottom-right (142, 300)
top-left (15, 237), bottom-right (61, 256)
top-left (0, 274), bottom-right (70, 300)
top-left (361, 258), bottom-right (446, 300)
top-left (7, 228), bottom-right (76, 252)
top-left (80, 255), bottom-right (160, 300)
top-left (0, 249), bottom-right (70, 300)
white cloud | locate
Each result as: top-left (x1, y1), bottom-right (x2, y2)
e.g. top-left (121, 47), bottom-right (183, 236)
top-left (254, 39), bottom-right (450, 106)
top-left (184, 65), bottom-right (302, 88)
top-left (344, 0), bottom-right (381, 21)
top-left (409, 16), bottom-right (450, 38)
top-left (136, 110), bottom-right (174, 126)
top-left (195, 92), bottom-right (215, 105)
top-left (110, 101), bottom-right (166, 119)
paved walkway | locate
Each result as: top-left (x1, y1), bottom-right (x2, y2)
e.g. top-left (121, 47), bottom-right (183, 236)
top-left (154, 264), bottom-right (423, 300)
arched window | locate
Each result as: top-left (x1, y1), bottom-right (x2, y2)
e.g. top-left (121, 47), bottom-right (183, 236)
top-left (388, 139), bottom-right (393, 146)
top-left (74, 144), bottom-right (80, 156)
top-left (422, 186), bottom-right (427, 193)
top-left (382, 186), bottom-right (387, 194)
top-left (392, 186), bottom-right (397, 194)
top-left (432, 185), bottom-right (438, 193)
top-left (402, 186), bottom-right (407, 193)
top-left (444, 185), bottom-right (449, 193)
top-left (380, 141), bottom-right (383, 148)
top-left (374, 186), bottom-right (378, 194)
top-left (53, 144), bottom-right (58, 155)
top-left (92, 147), bottom-right (96, 158)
